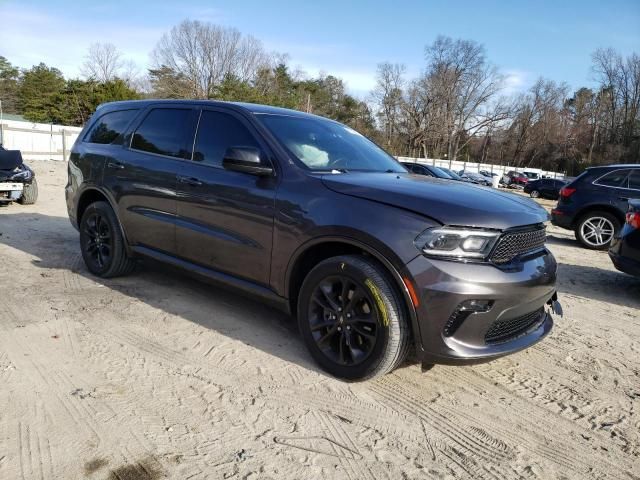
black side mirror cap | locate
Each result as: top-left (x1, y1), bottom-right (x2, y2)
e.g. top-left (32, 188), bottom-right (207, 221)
top-left (222, 147), bottom-right (273, 176)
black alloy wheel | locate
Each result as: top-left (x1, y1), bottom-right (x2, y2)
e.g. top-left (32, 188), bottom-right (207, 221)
top-left (79, 201), bottom-right (136, 277)
top-left (83, 211), bottom-right (112, 270)
top-left (308, 275), bottom-right (379, 366)
top-left (298, 255), bottom-right (410, 380)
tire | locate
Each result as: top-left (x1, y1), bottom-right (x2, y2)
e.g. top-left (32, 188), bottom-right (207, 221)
top-left (530, 189), bottom-right (540, 198)
top-left (18, 178), bottom-right (38, 205)
top-left (297, 255), bottom-right (411, 380)
top-left (79, 201), bottom-right (136, 277)
top-left (575, 210), bottom-right (620, 250)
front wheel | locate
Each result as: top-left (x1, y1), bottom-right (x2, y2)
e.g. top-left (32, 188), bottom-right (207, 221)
top-left (79, 201), bottom-right (136, 277)
top-left (297, 255), bottom-right (411, 380)
top-left (529, 189), bottom-right (540, 198)
top-left (18, 178), bottom-right (38, 205)
top-left (575, 211), bottom-right (620, 250)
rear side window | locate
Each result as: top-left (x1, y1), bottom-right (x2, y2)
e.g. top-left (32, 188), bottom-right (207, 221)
top-left (628, 170), bottom-right (640, 191)
top-left (193, 111), bottom-right (260, 167)
top-left (131, 108), bottom-right (191, 158)
top-left (595, 169), bottom-right (631, 188)
top-left (84, 109), bottom-right (138, 144)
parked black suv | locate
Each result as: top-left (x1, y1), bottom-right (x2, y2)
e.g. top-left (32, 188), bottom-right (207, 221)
top-left (67, 100), bottom-right (559, 380)
top-left (524, 178), bottom-right (566, 200)
top-left (551, 165), bottom-right (640, 249)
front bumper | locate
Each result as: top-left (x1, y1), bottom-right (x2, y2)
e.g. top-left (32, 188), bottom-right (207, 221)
top-left (406, 250), bottom-right (557, 364)
top-left (0, 182), bottom-right (24, 202)
top-left (550, 206), bottom-right (574, 230)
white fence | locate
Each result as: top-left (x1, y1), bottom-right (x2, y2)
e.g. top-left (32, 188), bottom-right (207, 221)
top-left (0, 118), bottom-right (82, 162)
top-left (397, 156), bottom-right (566, 180)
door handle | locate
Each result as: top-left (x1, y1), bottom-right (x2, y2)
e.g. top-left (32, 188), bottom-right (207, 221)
top-left (177, 175), bottom-right (203, 186)
top-left (107, 161), bottom-right (125, 169)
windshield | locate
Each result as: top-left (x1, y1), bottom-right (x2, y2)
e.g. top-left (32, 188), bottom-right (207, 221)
top-left (257, 114), bottom-right (405, 173)
top-left (431, 166), bottom-right (454, 179)
top-left (440, 168), bottom-right (463, 180)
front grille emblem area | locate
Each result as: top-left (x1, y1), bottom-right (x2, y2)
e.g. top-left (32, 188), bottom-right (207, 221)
top-left (490, 226), bottom-right (547, 264)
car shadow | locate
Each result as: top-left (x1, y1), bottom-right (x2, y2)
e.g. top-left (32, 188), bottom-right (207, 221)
top-left (0, 211), bottom-right (331, 375)
top-left (556, 260), bottom-right (640, 309)
top-left (544, 233), bottom-right (640, 308)
top-left (545, 234), bottom-right (577, 247)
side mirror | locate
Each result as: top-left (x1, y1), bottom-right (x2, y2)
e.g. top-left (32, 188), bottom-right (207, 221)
top-left (222, 147), bottom-right (273, 176)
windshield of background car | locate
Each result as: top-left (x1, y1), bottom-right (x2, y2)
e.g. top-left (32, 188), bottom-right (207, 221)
top-left (257, 114), bottom-right (406, 173)
top-left (432, 166), bottom-right (453, 179)
top-left (441, 168), bottom-right (463, 180)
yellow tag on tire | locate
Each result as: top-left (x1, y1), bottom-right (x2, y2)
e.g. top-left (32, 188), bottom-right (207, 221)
top-left (365, 279), bottom-right (389, 327)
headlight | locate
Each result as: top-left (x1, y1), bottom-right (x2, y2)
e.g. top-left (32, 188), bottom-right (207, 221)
top-left (10, 167), bottom-right (32, 180)
top-left (414, 227), bottom-right (501, 260)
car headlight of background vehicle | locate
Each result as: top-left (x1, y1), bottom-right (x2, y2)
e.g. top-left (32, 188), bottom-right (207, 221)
top-left (10, 166), bottom-right (32, 180)
top-left (414, 227), bottom-right (500, 260)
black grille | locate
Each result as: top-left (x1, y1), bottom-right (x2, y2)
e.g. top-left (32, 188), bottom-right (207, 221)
top-left (485, 308), bottom-right (545, 344)
top-left (490, 226), bottom-right (546, 264)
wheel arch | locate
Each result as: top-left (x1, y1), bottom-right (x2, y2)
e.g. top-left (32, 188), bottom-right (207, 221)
top-left (573, 204), bottom-right (625, 228)
top-left (76, 187), bottom-right (132, 254)
top-left (285, 236), bottom-right (423, 354)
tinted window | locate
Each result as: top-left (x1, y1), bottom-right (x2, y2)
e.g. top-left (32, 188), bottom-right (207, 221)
top-left (131, 108), bottom-right (191, 158)
top-left (193, 111), bottom-right (260, 167)
top-left (84, 109), bottom-right (138, 144)
top-left (596, 169), bottom-right (631, 188)
top-left (628, 170), bottom-right (640, 190)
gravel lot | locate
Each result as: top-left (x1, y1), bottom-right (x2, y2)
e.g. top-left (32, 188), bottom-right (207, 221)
top-left (0, 161), bottom-right (638, 480)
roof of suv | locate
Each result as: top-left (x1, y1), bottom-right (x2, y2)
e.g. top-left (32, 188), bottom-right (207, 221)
top-left (586, 164), bottom-right (640, 170)
top-left (95, 99), bottom-right (321, 120)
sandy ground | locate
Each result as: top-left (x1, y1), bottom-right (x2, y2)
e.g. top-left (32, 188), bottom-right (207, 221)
top-left (0, 161), bottom-right (638, 480)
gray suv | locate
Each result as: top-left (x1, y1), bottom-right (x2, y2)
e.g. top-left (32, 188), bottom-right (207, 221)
top-left (66, 100), bottom-right (559, 380)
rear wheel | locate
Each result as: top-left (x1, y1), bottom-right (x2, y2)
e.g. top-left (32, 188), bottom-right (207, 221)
top-left (18, 178), bottom-right (38, 205)
top-left (575, 211), bottom-right (620, 250)
top-left (297, 255), bottom-right (410, 380)
top-left (529, 189), bottom-right (540, 198)
top-left (79, 201), bottom-right (136, 277)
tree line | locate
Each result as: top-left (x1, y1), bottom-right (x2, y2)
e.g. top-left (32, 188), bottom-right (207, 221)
top-left (1, 19), bottom-right (637, 174)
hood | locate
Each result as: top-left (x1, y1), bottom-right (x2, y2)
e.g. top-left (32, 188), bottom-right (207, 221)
top-left (321, 172), bottom-right (549, 230)
top-left (0, 148), bottom-right (23, 170)
top-left (0, 163), bottom-right (33, 182)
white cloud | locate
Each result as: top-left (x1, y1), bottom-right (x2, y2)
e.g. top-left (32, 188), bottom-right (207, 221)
top-left (294, 63), bottom-right (376, 98)
top-left (503, 69), bottom-right (532, 95)
top-left (0, 4), bottom-right (163, 77)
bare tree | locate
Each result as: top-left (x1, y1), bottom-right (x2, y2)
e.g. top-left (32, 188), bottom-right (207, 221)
top-left (81, 43), bottom-right (124, 82)
top-left (371, 62), bottom-right (406, 150)
top-left (424, 36), bottom-right (505, 161)
top-left (151, 20), bottom-right (272, 99)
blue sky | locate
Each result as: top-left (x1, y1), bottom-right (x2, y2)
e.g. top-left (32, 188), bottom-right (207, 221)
top-left (1, 0), bottom-right (639, 97)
